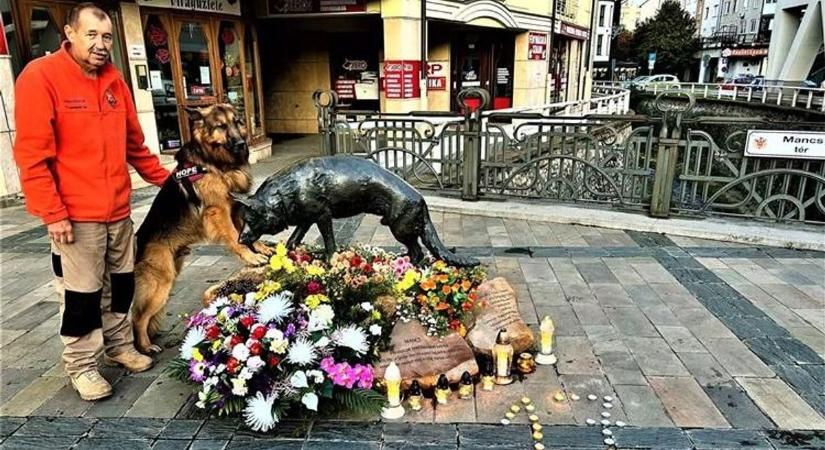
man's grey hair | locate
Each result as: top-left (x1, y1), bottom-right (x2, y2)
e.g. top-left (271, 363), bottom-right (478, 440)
top-left (66, 2), bottom-right (109, 28)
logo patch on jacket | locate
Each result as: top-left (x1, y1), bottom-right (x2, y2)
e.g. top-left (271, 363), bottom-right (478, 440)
top-left (105, 89), bottom-right (118, 109)
top-left (174, 164), bottom-right (207, 182)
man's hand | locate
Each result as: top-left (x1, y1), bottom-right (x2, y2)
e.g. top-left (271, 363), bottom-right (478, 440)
top-left (48, 219), bottom-right (74, 244)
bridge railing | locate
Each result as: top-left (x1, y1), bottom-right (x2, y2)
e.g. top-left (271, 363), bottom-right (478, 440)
top-left (593, 80), bottom-right (825, 112)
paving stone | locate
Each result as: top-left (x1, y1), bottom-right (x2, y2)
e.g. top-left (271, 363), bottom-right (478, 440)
top-left (535, 424), bottom-right (606, 448)
top-left (558, 282), bottom-right (596, 304)
top-left (0, 375), bottom-right (68, 416)
top-left (527, 282), bottom-right (569, 307)
top-left (434, 391), bottom-right (476, 423)
top-left (519, 260), bottom-right (556, 283)
top-left (574, 262), bottom-right (619, 285)
top-left (656, 326), bottom-right (705, 353)
top-left (638, 304), bottom-right (681, 327)
top-left (702, 383), bottom-right (775, 429)
top-left (604, 306), bottom-right (659, 337)
top-left (598, 351), bottom-right (647, 385)
top-left (157, 419), bottom-right (204, 440)
top-left (0, 417), bottom-right (26, 438)
top-left (648, 376), bottom-right (729, 428)
top-left (677, 352), bottom-right (732, 387)
top-left (571, 303), bottom-right (610, 326)
top-left (85, 377), bottom-right (155, 418)
top-left (613, 384), bottom-right (674, 427)
top-left (233, 420), bottom-right (311, 441)
top-left (457, 424), bottom-right (533, 447)
top-left (88, 418), bottom-right (167, 440)
top-left (194, 419), bottom-right (240, 441)
top-left (687, 429), bottom-right (772, 449)
top-left (771, 364), bottom-right (825, 400)
top-left (227, 439), bottom-right (305, 450)
top-left (582, 325), bottom-right (628, 355)
top-left (673, 308), bottom-right (738, 341)
top-left (604, 427), bottom-right (690, 449)
top-left (382, 442), bottom-right (456, 450)
top-left (0, 369), bottom-right (44, 404)
top-left (625, 337), bottom-right (689, 376)
top-left (383, 423), bottom-right (457, 445)
top-left (592, 284), bottom-right (634, 307)
top-left (559, 374), bottom-right (627, 425)
top-left (74, 438), bottom-right (153, 450)
top-left (307, 421), bottom-right (382, 442)
top-left (737, 377), bottom-right (825, 430)
top-left (556, 337), bottom-right (601, 375)
top-left (0, 301), bottom-right (59, 332)
top-left (539, 306), bottom-right (584, 337)
top-left (0, 434), bottom-right (79, 450)
top-left (125, 377), bottom-right (191, 418)
top-left (766, 430), bottom-right (825, 450)
top-left (476, 380), bottom-right (530, 424)
top-left (189, 440), bottom-right (229, 450)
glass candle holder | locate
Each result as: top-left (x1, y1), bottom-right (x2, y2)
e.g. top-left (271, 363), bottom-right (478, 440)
top-left (492, 328), bottom-right (514, 385)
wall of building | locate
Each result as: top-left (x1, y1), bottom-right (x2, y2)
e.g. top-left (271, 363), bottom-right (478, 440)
top-left (594, 0), bottom-right (614, 63)
top-left (621, 2), bottom-right (641, 31)
top-left (701, 0), bottom-right (721, 36)
top-left (717, 0), bottom-right (764, 39)
top-left (638, 0), bottom-right (664, 23)
top-left (0, 55), bottom-right (17, 198)
top-left (513, 31), bottom-right (549, 107)
top-left (427, 36), bottom-right (451, 111)
top-left (767, 0), bottom-right (824, 81)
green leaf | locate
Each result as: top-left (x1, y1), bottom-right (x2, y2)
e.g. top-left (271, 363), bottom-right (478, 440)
top-left (164, 358), bottom-right (191, 381)
top-left (332, 388), bottom-right (386, 414)
top-left (320, 380), bottom-right (334, 399)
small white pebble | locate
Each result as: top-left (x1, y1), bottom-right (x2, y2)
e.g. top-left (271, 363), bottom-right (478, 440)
top-left (616, 421), bottom-right (626, 427)
top-left (570, 393), bottom-right (580, 401)
top-left (603, 429), bottom-right (613, 436)
top-left (601, 411), bottom-right (611, 418)
top-left (604, 438), bottom-right (616, 446)
top-left (585, 418), bottom-right (596, 426)
top-left (534, 444), bottom-right (545, 450)
top-left (601, 419), bottom-right (611, 426)
top-left (603, 402), bottom-right (613, 409)
top-left (500, 419), bottom-right (510, 425)
top-left (587, 394), bottom-right (598, 401)
top-left (603, 396), bottom-right (613, 402)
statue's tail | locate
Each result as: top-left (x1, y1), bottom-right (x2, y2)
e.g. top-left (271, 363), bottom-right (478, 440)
top-left (421, 210), bottom-right (480, 267)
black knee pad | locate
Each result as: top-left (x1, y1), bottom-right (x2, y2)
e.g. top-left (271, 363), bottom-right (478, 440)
top-left (111, 272), bottom-right (135, 314)
top-left (51, 253), bottom-right (63, 278)
top-left (61, 289), bottom-right (103, 337)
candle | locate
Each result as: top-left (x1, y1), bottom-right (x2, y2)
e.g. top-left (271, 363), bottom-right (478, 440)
top-left (481, 360), bottom-right (495, 391)
top-left (407, 380), bottom-right (423, 411)
top-left (492, 329), bottom-right (514, 385)
top-left (435, 374), bottom-right (450, 405)
top-left (458, 371), bottom-right (474, 400)
top-left (380, 362), bottom-right (405, 419)
top-left (535, 316), bottom-right (557, 365)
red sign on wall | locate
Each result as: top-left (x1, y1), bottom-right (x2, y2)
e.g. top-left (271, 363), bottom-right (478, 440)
top-left (427, 61), bottom-right (447, 91)
top-left (0, 14), bottom-right (7, 55)
top-left (528, 32), bottom-right (548, 60)
top-left (383, 60), bottom-right (420, 99)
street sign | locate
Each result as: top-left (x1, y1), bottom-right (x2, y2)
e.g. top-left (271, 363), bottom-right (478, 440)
top-left (647, 52), bottom-right (656, 71)
top-left (745, 130), bottom-right (825, 160)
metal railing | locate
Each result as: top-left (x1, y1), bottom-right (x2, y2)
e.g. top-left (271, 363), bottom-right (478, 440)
top-left (315, 88), bottom-right (825, 225)
top-left (594, 80), bottom-right (825, 112)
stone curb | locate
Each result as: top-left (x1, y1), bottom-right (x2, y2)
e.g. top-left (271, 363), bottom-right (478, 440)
top-left (424, 196), bottom-right (825, 252)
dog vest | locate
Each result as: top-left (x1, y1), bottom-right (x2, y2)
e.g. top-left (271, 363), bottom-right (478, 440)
top-left (173, 163), bottom-right (208, 207)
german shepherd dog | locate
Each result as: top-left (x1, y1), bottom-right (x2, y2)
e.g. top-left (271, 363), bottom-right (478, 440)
top-left (132, 104), bottom-right (272, 354)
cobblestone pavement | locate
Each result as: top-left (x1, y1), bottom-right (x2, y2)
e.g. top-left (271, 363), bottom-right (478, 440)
top-left (1, 138), bottom-right (825, 449)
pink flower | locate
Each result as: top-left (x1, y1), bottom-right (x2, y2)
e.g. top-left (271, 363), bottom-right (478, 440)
top-left (320, 356), bottom-right (335, 371)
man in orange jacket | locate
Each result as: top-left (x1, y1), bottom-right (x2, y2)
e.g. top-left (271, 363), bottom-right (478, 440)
top-left (13, 3), bottom-right (170, 401)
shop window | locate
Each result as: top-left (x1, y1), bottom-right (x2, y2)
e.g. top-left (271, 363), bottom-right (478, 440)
top-left (0, 0), bottom-right (22, 76)
top-left (598, 5), bottom-right (606, 27)
top-left (244, 25), bottom-right (263, 137)
top-left (178, 21), bottom-right (214, 100)
top-left (29, 6), bottom-right (61, 59)
top-left (218, 21), bottom-right (245, 120)
top-left (144, 15), bottom-right (181, 152)
top-left (596, 35), bottom-right (604, 56)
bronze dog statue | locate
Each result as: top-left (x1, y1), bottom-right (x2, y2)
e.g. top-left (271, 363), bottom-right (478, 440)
top-left (235, 155), bottom-right (479, 267)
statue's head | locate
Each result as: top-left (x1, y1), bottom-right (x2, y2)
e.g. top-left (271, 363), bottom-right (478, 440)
top-left (234, 196), bottom-right (287, 245)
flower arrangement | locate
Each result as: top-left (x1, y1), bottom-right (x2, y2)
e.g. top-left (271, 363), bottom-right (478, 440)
top-left (169, 242), bottom-right (486, 431)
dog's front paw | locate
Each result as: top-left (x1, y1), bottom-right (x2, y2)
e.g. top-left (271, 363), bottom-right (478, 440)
top-left (252, 241), bottom-right (275, 256)
top-left (242, 251), bottom-right (269, 266)
top-left (137, 340), bottom-right (162, 355)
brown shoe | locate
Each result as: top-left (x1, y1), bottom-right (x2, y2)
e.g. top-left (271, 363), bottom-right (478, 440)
top-left (70, 370), bottom-right (112, 401)
top-left (104, 347), bottom-right (154, 373)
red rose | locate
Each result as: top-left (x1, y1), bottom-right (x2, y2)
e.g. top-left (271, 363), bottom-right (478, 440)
top-left (230, 335), bottom-right (244, 348)
top-left (206, 325), bottom-right (221, 340)
top-left (248, 340), bottom-right (263, 356)
top-left (226, 357), bottom-right (240, 374)
top-left (251, 325), bottom-right (266, 341)
top-left (240, 316), bottom-right (255, 329)
top-left (267, 355), bottom-right (280, 367)
top-left (307, 280), bottom-right (323, 295)
top-left (351, 255), bottom-right (362, 267)
top-left (362, 263), bottom-right (373, 274)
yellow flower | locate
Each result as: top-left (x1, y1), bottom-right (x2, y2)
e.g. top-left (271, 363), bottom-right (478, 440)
top-left (229, 293), bottom-right (243, 304)
top-left (305, 294), bottom-right (328, 310)
top-left (433, 260), bottom-right (447, 271)
top-left (276, 242), bottom-right (288, 257)
top-left (305, 264), bottom-right (326, 277)
top-left (191, 348), bottom-right (204, 362)
top-left (255, 280), bottom-right (283, 300)
top-left (211, 340), bottom-right (222, 351)
top-left (371, 310), bottom-right (381, 320)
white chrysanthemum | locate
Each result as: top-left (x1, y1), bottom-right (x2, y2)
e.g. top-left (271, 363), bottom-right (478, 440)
top-left (332, 325), bottom-right (369, 355)
top-left (232, 343), bottom-right (250, 361)
top-left (258, 291), bottom-right (294, 324)
top-left (286, 337), bottom-right (318, 366)
top-left (247, 356), bottom-right (265, 372)
top-left (204, 297), bottom-right (229, 316)
top-left (360, 302), bottom-right (374, 312)
top-left (244, 292), bottom-right (257, 306)
top-left (314, 336), bottom-right (330, 348)
top-left (306, 370), bottom-right (325, 384)
top-left (231, 378), bottom-right (248, 396)
top-left (244, 392), bottom-right (279, 432)
top-left (180, 327), bottom-right (206, 360)
top-left (307, 304), bottom-right (335, 331)
top-left (369, 324), bottom-right (382, 336)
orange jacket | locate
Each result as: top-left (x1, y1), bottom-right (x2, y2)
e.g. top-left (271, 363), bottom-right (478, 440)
top-left (13, 42), bottom-right (170, 225)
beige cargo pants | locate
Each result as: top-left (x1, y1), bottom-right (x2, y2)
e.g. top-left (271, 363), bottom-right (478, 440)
top-left (51, 218), bottom-right (136, 377)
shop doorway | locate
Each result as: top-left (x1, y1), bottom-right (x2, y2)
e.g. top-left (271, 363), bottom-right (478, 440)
top-left (329, 32), bottom-right (380, 110)
top-left (141, 11), bottom-right (264, 153)
top-left (451, 31), bottom-right (515, 111)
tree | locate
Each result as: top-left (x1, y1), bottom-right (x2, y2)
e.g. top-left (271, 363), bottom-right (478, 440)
top-left (632, 0), bottom-right (699, 76)
top-left (614, 29), bottom-right (635, 63)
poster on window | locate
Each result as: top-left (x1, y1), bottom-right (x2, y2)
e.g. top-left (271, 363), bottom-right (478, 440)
top-left (267, 0), bottom-right (367, 14)
top-left (528, 32), bottom-right (547, 60)
top-left (329, 35), bottom-right (379, 108)
top-left (383, 60), bottom-right (421, 99)
top-left (427, 61), bottom-right (448, 91)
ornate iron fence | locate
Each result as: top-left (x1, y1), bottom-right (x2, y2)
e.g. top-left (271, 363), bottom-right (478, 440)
top-left (314, 88), bottom-right (825, 225)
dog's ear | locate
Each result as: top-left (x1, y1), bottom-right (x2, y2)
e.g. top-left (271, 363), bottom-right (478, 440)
top-left (230, 192), bottom-right (252, 208)
top-left (185, 107), bottom-right (204, 121)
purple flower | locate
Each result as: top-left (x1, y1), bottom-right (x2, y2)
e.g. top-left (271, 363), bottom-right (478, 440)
top-left (284, 323), bottom-right (296, 338)
top-left (189, 360), bottom-right (207, 382)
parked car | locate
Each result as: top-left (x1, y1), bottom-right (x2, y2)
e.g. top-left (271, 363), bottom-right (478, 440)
top-left (624, 75), bottom-right (650, 89)
top-left (719, 75), bottom-right (754, 97)
top-left (633, 74), bottom-right (681, 90)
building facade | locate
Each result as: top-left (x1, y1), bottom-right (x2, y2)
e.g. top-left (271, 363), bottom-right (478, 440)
top-left (696, 0), bottom-right (771, 81)
top-left (766, 0), bottom-right (824, 83)
top-left (255, 0), bottom-right (596, 133)
top-left (620, 1), bottom-right (641, 31)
